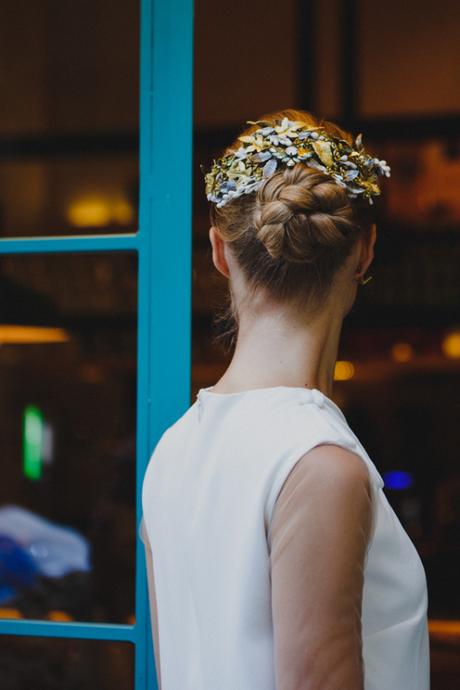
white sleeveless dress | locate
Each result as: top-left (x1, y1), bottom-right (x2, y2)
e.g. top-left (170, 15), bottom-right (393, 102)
top-left (141, 385), bottom-right (430, 690)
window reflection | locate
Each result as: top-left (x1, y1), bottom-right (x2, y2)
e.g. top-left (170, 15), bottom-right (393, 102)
top-left (0, 252), bottom-right (137, 623)
top-left (0, 157), bottom-right (138, 237)
top-left (1, 636), bottom-right (134, 690)
top-left (0, 0), bottom-right (139, 237)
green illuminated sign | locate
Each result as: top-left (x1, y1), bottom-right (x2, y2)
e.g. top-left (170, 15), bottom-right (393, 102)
top-left (23, 405), bottom-right (44, 480)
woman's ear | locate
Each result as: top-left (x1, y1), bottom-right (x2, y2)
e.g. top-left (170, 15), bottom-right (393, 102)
top-left (209, 226), bottom-right (230, 278)
top-left (355, 223), bottom-right (377, 277)
top-left (364, 223), bottom-right (377, 270)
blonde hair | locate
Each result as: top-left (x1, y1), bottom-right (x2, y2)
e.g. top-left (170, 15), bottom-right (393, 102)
top-left (208, 109), bottom-right (376, 351)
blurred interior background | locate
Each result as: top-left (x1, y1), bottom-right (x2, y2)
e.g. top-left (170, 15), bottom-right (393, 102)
top-left (0, 0), bottom-right (459, 687)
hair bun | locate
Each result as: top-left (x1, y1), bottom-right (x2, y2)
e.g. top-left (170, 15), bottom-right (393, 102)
top-left (253, 164), bottom-right (356, 263)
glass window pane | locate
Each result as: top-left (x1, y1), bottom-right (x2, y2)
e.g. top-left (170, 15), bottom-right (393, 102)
top-left (0, 0), bottom-right (139, 237)
top-left (0, 157), bottom-right (138, 238)
top-left (1, 636), bottom-right (134, 690)
top-left (0, 252), bottom-right (137, 623)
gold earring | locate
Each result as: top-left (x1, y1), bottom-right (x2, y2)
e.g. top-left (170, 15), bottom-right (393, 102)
top-left (360, 274), bottom-right (373, 285)
top-left (355, 267), bottom-right (373, 285)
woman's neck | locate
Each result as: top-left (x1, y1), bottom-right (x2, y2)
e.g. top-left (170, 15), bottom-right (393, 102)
top-left (212, 301), bottom-right (344, 399)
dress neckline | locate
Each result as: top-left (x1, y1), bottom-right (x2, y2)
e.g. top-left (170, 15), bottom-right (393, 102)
top-left (196, 385), bottom-right (347, 423)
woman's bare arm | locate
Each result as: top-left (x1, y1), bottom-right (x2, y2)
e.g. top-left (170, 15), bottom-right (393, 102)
top-left (268, 443), bottom-right (373, 690)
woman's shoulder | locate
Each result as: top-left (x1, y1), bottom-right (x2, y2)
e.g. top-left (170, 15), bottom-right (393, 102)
top-left (293, 442), bottom-right (373, 488)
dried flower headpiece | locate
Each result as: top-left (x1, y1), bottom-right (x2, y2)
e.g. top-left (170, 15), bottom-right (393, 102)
top-left (202, 117), bottom-right (391, 208)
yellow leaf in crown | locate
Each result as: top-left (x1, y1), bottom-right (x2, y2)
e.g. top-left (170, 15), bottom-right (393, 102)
top-left (311, 140), bottom-right (334, 167)
top-left (238, 135), bottom-right (256, 145)
top-left (361, 179), bottom-right (381, 195)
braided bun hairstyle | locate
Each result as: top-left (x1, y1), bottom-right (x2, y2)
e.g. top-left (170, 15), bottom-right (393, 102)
top-left (207, 109), bottom-right (376, 350)
top-left (253, 165), bottom-right (355, 264)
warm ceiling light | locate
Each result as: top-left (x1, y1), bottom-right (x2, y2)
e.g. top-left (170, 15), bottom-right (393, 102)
top-left (428, 618), bottom-right (460, 642)
top-left (0, 326), bottom-right (70, 344)
top-left (391, 342), bottom-right (413, 362)
top-left (334, 360), bottom-right (355, 381)
top-left (0, 608), bottom-right (22, 619)
top-left (67, 197), bottom-right (134, 227)
top-left (442, 331), bottom-right (460, 359)
top-left (48, 610), bottom-right (73, 622)
top-left (67, 198), bottom-right (111, 227)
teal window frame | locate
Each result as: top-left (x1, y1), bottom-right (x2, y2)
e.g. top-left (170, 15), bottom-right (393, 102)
top-left (0, 0), bottom-right (194, 687)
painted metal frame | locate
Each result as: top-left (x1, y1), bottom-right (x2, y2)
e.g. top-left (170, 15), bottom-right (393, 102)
top-left (0, 0), bottom-right (194, 687)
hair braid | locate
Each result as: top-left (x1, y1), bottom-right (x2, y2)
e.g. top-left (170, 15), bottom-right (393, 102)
top-left (253, 165), bottom-right (356, 263)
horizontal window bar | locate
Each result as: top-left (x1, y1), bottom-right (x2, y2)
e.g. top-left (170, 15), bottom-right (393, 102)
top-left (0, 233), bottom-right (140, 255)
top-left (0, 618), bottom-right (139, 642)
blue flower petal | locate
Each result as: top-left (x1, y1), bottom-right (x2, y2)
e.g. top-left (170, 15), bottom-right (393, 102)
top-left (263, 158), bottom-right (278, 177)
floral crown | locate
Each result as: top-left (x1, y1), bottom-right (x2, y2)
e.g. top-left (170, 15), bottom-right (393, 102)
top-left (202, 117), bottom-right (391, 208)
